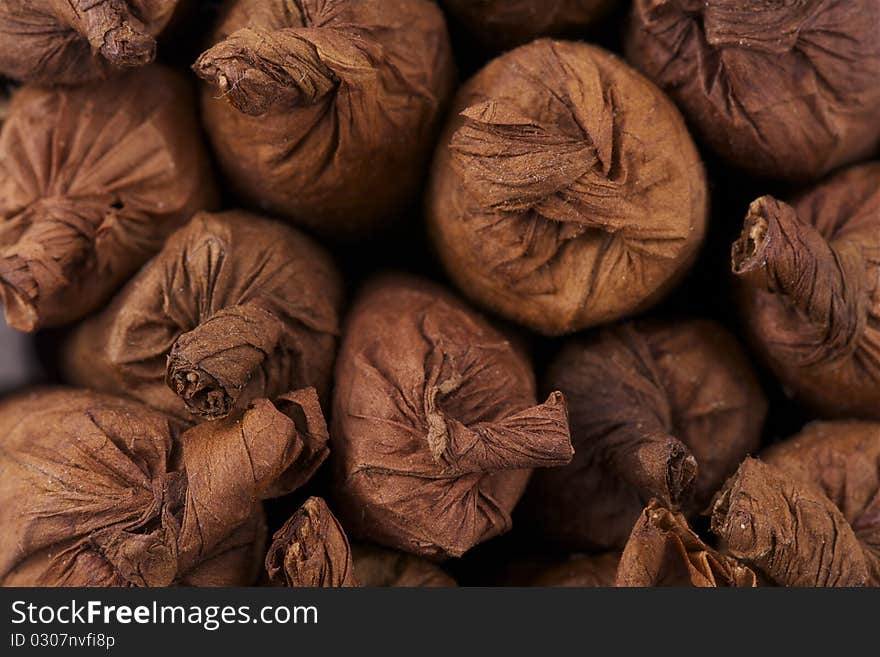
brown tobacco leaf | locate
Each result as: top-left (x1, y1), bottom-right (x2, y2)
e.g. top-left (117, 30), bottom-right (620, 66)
top-left (266, 498), bottom-right (358, 588)
top-left (0, 0), bottom-right (181, 85)
top-left (0, 66), bottom-right (217, 332)
top-left (332, 275), bottom-right (573, 559)
top-left (712, 422), bottom-right (880, 587)
top-left (0, 387), bottom-right (329, 587)
top-left (441, 0), bottom-right (617, 51)
top-left (193, 0), bottom-right (455, 238)
top-left (351, 544), bottom-right (457, 588)
top-left (732, 162), bottom-right (880, 420)
top-left (524, 319), bottom-right (766, 550)
top-left (266, 499), bottom-right (457, 588)
top-left (427, 39), bottom-right (707, 336)
top-left (617, 501), bottom-right (756, 587)
top-left (626, 0), bottom-right (880, 181)
top-left (63, 210), bottom-right (342, 423)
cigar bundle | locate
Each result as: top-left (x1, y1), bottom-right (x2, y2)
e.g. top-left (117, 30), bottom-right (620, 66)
top-left (1, 0), bottom-right (877, 589)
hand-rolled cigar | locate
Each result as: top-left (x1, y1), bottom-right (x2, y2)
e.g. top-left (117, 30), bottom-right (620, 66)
top-left (193, 0), bottom-right (455, 238)
top-left (0, 387), bottom-right (329, 587)
top-left (617, 501), bottom-right (756, 587)
top-left (524, 319), bottom-right (766, 550)
top-left (732, 163), bottom-right (880, 420)
top-left (332, 275), bottom-right (574, 558)
top-left (441, 0), bottom-right (617, 51)
top-left (64, 210), bottom-right (342, 423)
top-left (0, 66), bottom-right (217, 332)
top-left (626, 0), bottom-right (880, 181)
top-left (427, 40), bottom-right (707, 335)
top-left (711, 421), bottom-right (880, 587)
top-left (266, 497), bottom-right (457, 587)
top-left (266, 497), bottom-right (358, 588)
top-left (0, 0), bottom-right (182, 85)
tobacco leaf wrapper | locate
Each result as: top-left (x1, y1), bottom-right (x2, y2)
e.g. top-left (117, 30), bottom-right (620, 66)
top-left (64, 210), bottom-right (342, 423)
top-left (441, 0), bottom-right (616, 51)
top-left (0, 387), bottom-right (329, 586)
top-left (617, 500), bottom-right (756, 587)
top-left (712, 421), bottom-right (880, 587)
top-left (0, 66), bottom-right (217, 332)
top-left (266, 498), bottom-right (456, 587)
top-left (525, 319), bottom-right (766, 550)
top-left (0, 0), bottom-right (181, 85)
top-left (626, 0), bottom-right (880, 181)
top-left (266, 498), bottom-right (358, 587)
top-left (332, 275), bottom-right (573, 558)
top-left (732, 162), bottom-right (880, 420)
top-left (193, 0), bottom-right (455, 237)
top-left (427, 39), bottom-right (707, 335)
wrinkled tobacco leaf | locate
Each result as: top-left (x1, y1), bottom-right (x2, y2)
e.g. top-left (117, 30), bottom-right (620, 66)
top-left (626, 0), bottom-right (880, 181)
top-left (524, 319), bottom-right (765, 550)
top-left (617, 500), bottom-right (756, 587)
top-left (332, 274), bottom-right (573, 558)
top-left (266, 497), bottom-right (457, 587)
top-left (712, 421), bottom-right (880, 587)
top-left (732, 163), bottom-right (880, 420)
top-left (427, 39), bottom-right (707, 335)
top-left (64, 210), bottom-right (342, 423)
top-left (0, 0), bottom-right (182, 85)
top-left (266, 497), bottom-right (357, 587)
top-left (0, 387), bottom-right (329, 586)
top-left (441, 0), bottom-right (617, 51)
top-left (193, 0), bottom-right (455, 238)
top-left (0, 66), bottom-right (217, 332)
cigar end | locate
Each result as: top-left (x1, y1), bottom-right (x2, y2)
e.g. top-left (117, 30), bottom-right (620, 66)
top-left (731, 197), bottom-right (773, 275)
top-left (166, 356), bottom-right (233, 420)
top-left (192, 52), bottom-right (273, 117)
top-left (192, 28), bottom-right (338, 117)
top-left (99, 24), bottom-right (156, 68)
top-left (709, 482), bottom-right (733, 536)
top-left (709, 461), bottom-right (759, 557)
top-left (667, 449), bottom-right (698, 506)
top-left (266, 497), bottom-right (356, 588)
top-left (629, 435), bottom-right (696, 507)
top-left (545, 391), bottom-right (575, 464)
top-left (0, 255), bottom-right (40, 332)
